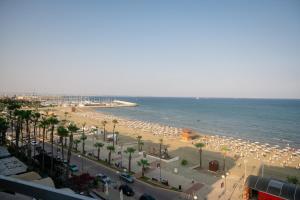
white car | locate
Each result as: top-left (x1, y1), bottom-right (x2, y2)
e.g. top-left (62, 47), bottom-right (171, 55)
top-left (96, 173), bottom-right (111, 184)
top-left (31, 140), bottom-right (39, 146)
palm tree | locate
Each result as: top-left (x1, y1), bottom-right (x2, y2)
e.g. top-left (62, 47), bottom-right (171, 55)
top-left (0, 117), bottom-right (9, 145)
top-left (32, 112), bottom-right (41, 158)
top-left (125, 147), bottom-right (136, 173)
top-left (159, 138), bottom-right (163, 158)
top-left (112, 119), bottom-right (118, 148)
top-left (7, 101), bottom-right (21, 141)
top-left (80, 134), bottom-right (87, 154)
top-left (13, 109), bottom-right (23, 151)
top-left (64, 112), bottom-right (68, 121)
top-left (57, 125), bottom-right (69, 161)
top-left (140, 142), bottom-right (144, 152)
top-left (22, 110), bottom-right (32, 163)
top-left (94, 142), bottom-right (104, 160)
top-left (137, 136), bottom-right (143, 152)
top-left (81, 122), bottom-right (87, 154)
top-left (195, 143), bottom-right (205, 169)
top-left (115, 131), bottom-right (119, 145)
top-left (66, 123), bottom-right (79, 178)
top-left (106, 145), bottom-right (115, 165)
top-left (39, 117), bottom-right (49, 172)
top-left (101, 120), bottom-right (107, 141)
top-left (16, 110), bottom-right (26, 147)
top-left (73, 139), bottom-right (80, 151)
top-left (137, 159), bottom-right (150, 177)
top-left (47, 115), bottom-right (59, 175)
top-left (221, 146), bottom-right (229, 172)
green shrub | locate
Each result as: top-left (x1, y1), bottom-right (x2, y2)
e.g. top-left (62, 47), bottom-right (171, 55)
top-left (181, 159), bottom-right (188, 166)
top-left (287, 176), bottom-right (299, 185)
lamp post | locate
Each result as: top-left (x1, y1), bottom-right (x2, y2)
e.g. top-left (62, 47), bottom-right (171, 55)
top-left (244, 159), bottom-right (248, 183)
top-left (78, 155), bottom-right (83, 172)
top-left (222, 172), bottom-right (229, 196)
top-left (120, 144), bottom-right (123, 168)
top-left (261, 160), bottom-right (264, 178)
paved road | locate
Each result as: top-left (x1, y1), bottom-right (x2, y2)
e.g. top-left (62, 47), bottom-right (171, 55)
top-left (43, 143), bottom-right (181, 200)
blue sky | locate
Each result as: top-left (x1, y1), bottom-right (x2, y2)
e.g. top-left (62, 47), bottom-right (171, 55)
top-left (0, 0), bottom-right (300, 98)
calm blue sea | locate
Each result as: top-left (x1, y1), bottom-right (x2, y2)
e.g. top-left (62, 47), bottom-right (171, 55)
top-left (93, 97), bottom-right (300, 148)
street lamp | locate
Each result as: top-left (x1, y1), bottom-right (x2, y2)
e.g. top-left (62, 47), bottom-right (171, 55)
top-left (78, 155), bottom-right (83, 172)
top-left (244, 159), bottom-right (248, 183)
top-left (222, 172), bottom-right (230, 196)
top-left (120, 144), bottom-right (123, 168)
top-left (261, 160), bottom-right (264, 178)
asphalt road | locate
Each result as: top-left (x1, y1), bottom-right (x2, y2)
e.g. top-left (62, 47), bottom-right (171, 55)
top-left (43, 143), bottom-right (181, 200)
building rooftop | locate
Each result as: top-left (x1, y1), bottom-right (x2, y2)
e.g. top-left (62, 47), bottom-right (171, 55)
top-left (0, 157), bottom-right (27, 176)
top-left (0, 146), bottom-right (11, 159)
top-left (245, 175), bottom-right (300, 200)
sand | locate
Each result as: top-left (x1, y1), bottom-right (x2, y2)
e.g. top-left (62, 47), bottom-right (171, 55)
top-left (47, 106), bottom-right (300, 199)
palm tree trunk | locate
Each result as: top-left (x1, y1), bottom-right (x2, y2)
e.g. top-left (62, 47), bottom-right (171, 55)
top-left (66, 133), bottom-right (73, 180)
top-left (97, 148), bottom-right (100, 160)
top-left (33, 122), bottom-right (37, 161)
top-left (42, 127), bottom-right (45, 172)
top-left (50, 125), bottom-right (54, 176)
top-left (129, 154), bottom-right (132, 172)
top-left (26, 120), bottom-right (31, 164)
top-left (20, 123), bottom-right (23, 146)
top-left (103, 126), bottom-right (106, 141)
top-left (112, 125), bottom-right (115, 148)
top-left (200, 148), bottom-right (202, 168)
top-left (223, 155), bottom-right (226, 172)
top-left (142, 166), bottom-right (145, 177)
top-left (61, 138), bottom-right (64, 160)
top-left (15, 122), bottom-right (20, 151)
top-left (82, 140), bottom-right (85, 154)
top-left (38, 126), bottom-right (41, 138)
top-left (108, 151), bottom-right (111, 164)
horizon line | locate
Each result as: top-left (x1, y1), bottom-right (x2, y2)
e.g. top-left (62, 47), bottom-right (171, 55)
top-left (0, 91), bottom-right (299, 100)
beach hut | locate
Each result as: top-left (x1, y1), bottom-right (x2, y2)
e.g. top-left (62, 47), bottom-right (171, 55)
top-left (181, 128), bottom-right (198, 141)
top-left (209, 160), bottom-right (219, 172)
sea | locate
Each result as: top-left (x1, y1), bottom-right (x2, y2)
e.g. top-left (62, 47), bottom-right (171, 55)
top-left (92, 97), bottom-right (300, 148)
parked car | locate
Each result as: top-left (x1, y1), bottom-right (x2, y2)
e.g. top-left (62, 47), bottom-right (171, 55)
top-left (96, 173), bottom-right (111, 184)
top-left (119, 173), bottom-right (134, 183)
top-left (69, 164), bottom-right (79, 172)
top-left (119, 184), bottom-right (134, 196)
top-left (31, 140), bottom-right (39, 146)
top-left (139, 193), bottom-right (156, 200)
top-left (161, 178), bottom-right (169, 186)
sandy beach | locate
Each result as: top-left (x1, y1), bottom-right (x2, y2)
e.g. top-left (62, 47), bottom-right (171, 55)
top-left (50, 106), bottom-right (300, 199)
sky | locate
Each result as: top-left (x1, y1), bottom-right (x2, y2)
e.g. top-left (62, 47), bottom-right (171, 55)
top-left (0, 0), bottom-right (300, 98)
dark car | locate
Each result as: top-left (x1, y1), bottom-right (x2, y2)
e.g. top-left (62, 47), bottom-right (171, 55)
top-left (69, 164), bottom-right (79, 172)
top-left (119, 172), bottom-right (134, 183)
top-left (96, 173), bottom-right (111, 184)
top-left (119, 184), bottom-right (134, 196)
top-left (139, 193), bottom-right (156, 200)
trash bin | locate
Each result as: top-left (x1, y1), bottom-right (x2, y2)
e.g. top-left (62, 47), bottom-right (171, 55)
top-left (179, 185), bottom-right (182, 190)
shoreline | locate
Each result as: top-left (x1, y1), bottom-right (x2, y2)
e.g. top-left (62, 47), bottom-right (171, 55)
top-left (49, 106), bottom-right (300, 199)
top-left (91, 107), bottom-right (299, 149)
top-left (50, 106), bottom-right (300, 186)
